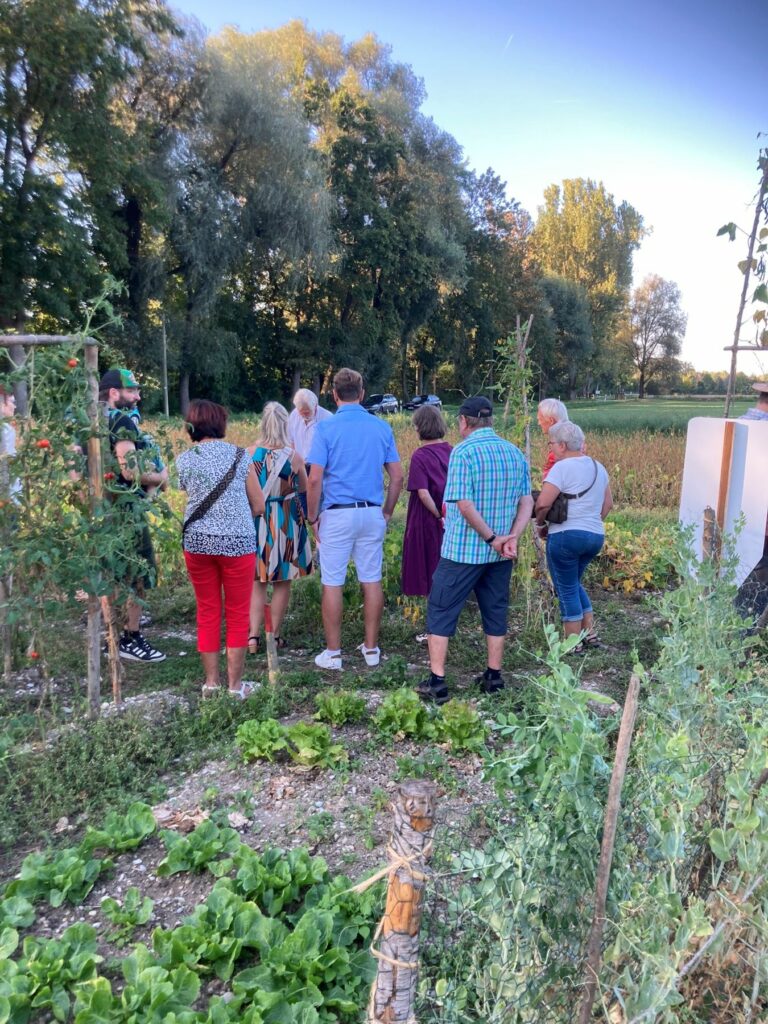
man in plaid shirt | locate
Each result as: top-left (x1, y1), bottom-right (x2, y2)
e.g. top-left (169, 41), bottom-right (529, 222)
top-left (418, 396), bottom-right (533, 703)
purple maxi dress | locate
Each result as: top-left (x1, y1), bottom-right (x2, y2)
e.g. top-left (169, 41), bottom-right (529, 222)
top-left (401, 441), bottom-right (453, 597)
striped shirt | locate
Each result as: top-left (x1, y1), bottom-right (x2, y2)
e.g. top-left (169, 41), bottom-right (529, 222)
top-left (441, 428), bottom-right (531, 564)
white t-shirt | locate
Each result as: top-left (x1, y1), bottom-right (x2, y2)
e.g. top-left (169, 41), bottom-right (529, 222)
top-left (288, 406), bottom-right (333, 462)
top-left (545, 456), bottom-right (609, 536)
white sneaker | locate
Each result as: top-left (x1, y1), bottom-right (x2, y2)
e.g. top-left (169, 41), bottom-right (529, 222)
top-left (357, 643), bottom-right (380, 667)
top-left (314, 650), bottom-right (343, 671)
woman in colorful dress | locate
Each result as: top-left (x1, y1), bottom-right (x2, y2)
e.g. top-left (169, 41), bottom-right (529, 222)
top-left (401, 404), bottom-right (452, 598)
top-left (248, 402), bottom-right (313, 652)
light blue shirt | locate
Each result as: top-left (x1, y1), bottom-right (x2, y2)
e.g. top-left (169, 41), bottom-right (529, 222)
top-left (308, 404), bottom-right (400, 510)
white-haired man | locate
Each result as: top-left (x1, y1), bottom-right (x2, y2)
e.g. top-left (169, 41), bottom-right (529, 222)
top-left (537, 398), bottom-right (569, 479)
top-left (289, 389), bottom-right (333, 467)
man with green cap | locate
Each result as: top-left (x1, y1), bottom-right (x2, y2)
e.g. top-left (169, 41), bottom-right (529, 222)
top-left (100, 367), bottom-right (168, 662)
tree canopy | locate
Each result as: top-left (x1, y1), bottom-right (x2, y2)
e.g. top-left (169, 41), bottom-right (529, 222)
top-left (1, 5), bottom-right (699, 409)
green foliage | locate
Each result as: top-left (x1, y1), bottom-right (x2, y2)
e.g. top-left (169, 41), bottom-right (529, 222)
top-left (313, 690), bottom-right (366, 727)
top-left (373, 688), bottom-right (436, 740)
top-left (236, 718), bottom-right (288, 762)
top-left (5, 846), bottom-right (109, 910)
top-left (0, 922), bottom-right (102, 1023)
top-left (100, 888), bottom-right (154, 945)
top-left (81, 802), bottom-right (156, 853)
top-left (284, 723), bottom-right (347, 770)
top-left (237, 719), bottom-right (347, 769)
top-left (436, 700), bottom-right (487, 753)
top-left (157, 820), bottom-right (242, 878)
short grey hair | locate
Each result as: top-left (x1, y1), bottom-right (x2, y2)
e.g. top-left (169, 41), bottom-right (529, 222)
top-left (538, 398), bottom-right (569, 423)
top-left (293, 388), bottom-right (318, 412)
top-left (549, 420), bottom-right (584, 451)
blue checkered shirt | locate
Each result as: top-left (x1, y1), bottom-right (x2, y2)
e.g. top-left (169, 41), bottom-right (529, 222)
top-left (441, 428), bottom-right (531, 564)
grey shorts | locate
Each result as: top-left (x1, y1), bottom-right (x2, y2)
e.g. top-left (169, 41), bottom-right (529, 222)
top-left (426, 557), bottom-right (514, 637)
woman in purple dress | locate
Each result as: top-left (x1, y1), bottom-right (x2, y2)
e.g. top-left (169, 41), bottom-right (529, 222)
top-left (401, 405), bottom-right (452, 597)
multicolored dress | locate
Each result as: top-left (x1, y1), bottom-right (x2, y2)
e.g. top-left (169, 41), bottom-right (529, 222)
top-left (252, 446), bottom-right (313, 582)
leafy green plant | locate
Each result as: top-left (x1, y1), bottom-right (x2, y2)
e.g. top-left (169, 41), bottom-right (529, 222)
top-left (436, 699), bottom-right (487, 753)
top-left (367, 655), bottom-right (409, 689)
top-left (0, 894), bottom-right (35, 929)
top-left (5, 846), bottom-right (108, 908)
top-left (314, 690), bottom-right (366, 727)
top-left (0, 922), bottom-right (102, 1023)
top-left (232, 846), bottom-right (329, 917)
top-left (81, 801), bottom-right (156, 853)
top-left (305, 811), bottom-right (335, 846)
top-left (157, 820), bottom-right (242, 877)
top-left (373, 688), bottom-right (436, 740)
top-left (100, 887), bottom-right (154, 945)
top-left (284, 722), bottom-right (347, 769)
top-left (394, 748), bottom-right (461, 794)
top-left (236, 718), bottom-right (289, 763)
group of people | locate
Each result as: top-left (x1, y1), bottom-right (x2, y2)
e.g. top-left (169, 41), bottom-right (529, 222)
top-left (167, 367), bottom-right (613, 703)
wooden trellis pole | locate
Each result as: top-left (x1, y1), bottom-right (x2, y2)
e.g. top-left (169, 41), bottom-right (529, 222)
top-left (0, 335), bottom-right (107, 714)
top-left (368, 780), bottom-right (438, 1024)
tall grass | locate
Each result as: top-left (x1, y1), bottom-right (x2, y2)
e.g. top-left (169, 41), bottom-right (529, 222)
top-left (147, 414), bottom-right (685, 512)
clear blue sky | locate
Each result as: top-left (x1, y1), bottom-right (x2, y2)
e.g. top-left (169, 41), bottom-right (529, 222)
top-left (173, 0), bottom-right (768, 373)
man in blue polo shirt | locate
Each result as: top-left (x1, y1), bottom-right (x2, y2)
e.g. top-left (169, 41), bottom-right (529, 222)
top-left (306, 368), bottom-right (403, 671)
top-left (418, 396), bottom-right (533, 703)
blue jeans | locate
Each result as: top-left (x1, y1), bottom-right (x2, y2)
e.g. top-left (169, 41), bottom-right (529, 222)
top-left (546, 530), bottom-right (604, 623)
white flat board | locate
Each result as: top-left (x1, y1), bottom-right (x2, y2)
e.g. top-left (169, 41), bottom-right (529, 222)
top-left (679, 418), bottom-right (768, 585)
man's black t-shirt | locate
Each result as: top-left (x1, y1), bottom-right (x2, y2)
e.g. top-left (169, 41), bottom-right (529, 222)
top-left (107, 409), bottom-right (147, 492)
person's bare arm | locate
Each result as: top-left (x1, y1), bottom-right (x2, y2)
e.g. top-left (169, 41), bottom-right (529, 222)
top-left (382, 461), bottom-right (404, 520)
top-left (114, 439), bottom-right (167, 489)
top-left (417, 488), bottom-right (441, 520)
top-left (601, 483), bottom-right (613, 520)
top-left (292, 452), bottom-right (308, 495)
top-left (534, 481), bottom-right (560, 527)
top-left (502, 494), bottom-right (534, 559)
top-left (306, 464), bottom-right (324, 523)
top-left (246, 463), bottom-right (265, 517)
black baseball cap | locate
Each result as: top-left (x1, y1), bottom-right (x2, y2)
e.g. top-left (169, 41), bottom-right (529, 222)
top-left (458, 396), bottom-right (493, 418)
top-left (99, 367), bottom-right (139, 391)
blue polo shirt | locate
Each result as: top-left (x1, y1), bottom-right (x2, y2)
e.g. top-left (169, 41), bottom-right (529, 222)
top-left (308, 404), bottom-right (400, 510)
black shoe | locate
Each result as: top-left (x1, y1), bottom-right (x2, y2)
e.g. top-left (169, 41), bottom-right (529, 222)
top-left (415, 678), bottom-right (449, 705)
top-left (119, 632), bottom-right (166, 663)
top-left (474, 670), bottom-right (505, 694)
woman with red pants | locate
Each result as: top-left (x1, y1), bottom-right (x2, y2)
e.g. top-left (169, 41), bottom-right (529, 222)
top-left (177, 400), bottom-right (265, 698)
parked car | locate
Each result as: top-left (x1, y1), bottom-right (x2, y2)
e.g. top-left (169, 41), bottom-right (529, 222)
top-left (363, 393), bottom-right (400, 415)
top-left (403, 393), bottom-right (442, 411)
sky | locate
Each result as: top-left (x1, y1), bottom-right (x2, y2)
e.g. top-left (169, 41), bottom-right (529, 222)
top-left (174, 0), bottom-right (768, 374)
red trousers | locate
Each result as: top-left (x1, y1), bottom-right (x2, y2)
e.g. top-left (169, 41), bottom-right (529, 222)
top-left (184, 551), bottom-right (256, 652)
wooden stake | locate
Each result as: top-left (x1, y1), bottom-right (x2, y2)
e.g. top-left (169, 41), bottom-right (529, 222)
top-left (577, 673), bottom-right (641, 1024)
top-left (263, 603), bottom-right (279, 684)
top-left (368, 780), bottom-right (438, 1024)
top-left (84, 341), bottom-right (106, 716)
top-left (715, 420), bottom-right (735, 535)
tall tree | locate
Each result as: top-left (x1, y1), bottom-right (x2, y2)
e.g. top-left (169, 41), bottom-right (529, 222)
top-left (541, 275), bottom-right (593, 399)
top-left (622, 274), bottom-right (686, 398)
top-left (532, 178), bottom-right (645, 390)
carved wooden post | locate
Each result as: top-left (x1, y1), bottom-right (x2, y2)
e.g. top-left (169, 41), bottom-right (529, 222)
top-left (368, 780), bottom-right (438, 1024)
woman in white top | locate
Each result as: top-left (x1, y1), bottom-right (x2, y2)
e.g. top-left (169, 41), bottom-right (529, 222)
top-left (534, 421), bottom-right (613, 651)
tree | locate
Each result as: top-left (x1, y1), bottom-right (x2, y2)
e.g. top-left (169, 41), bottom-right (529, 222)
top-left (541, 276), bottom-right (593, 399)
top-left (531, 179), bottom-right (645, 391)
top-left (623, 275), bottom-right (687, 398)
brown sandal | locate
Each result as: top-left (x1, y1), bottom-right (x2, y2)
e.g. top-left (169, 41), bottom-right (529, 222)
top-left (248, 635), bottom-right (262, 654)
top-left (274, 636), bottom-right (287, 649)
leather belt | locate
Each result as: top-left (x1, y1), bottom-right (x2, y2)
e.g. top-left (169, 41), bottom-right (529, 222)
top-left (327, 501), bottom-right (380, 509)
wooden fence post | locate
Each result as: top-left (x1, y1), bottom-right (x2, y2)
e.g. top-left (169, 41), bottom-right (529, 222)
top-left (368, 779), bottom-right (438, 1024)
top-left (577, 673), bottom-right (641, 1024)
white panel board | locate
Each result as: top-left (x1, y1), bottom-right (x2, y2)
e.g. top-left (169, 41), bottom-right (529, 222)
top-left (679, 417), bottom-right (768, 585)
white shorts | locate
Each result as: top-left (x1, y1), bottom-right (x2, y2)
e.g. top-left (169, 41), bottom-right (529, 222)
top-left (318, 506), bottom-right (386, 586)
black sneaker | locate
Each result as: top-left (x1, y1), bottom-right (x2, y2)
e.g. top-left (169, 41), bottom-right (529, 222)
top-left (474, 670), bottom-right (505, 694)
top-left (119, 632), bottom-right (166, 663)
top-left (415, 678), bottom-right (450, 705)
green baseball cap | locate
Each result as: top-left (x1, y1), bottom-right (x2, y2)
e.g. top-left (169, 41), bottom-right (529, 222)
top-left (99, 367), bottom-right (139, 390)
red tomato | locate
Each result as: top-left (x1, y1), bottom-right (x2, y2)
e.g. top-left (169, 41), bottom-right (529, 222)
top-left (67, 358), bottom-right (78, 368)
top-left (36, 439), bottom-right (51, 449)
top-left (104, 472), bottom-right (115, 481)
top-left (29, 651), bottom-right (39, 660)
